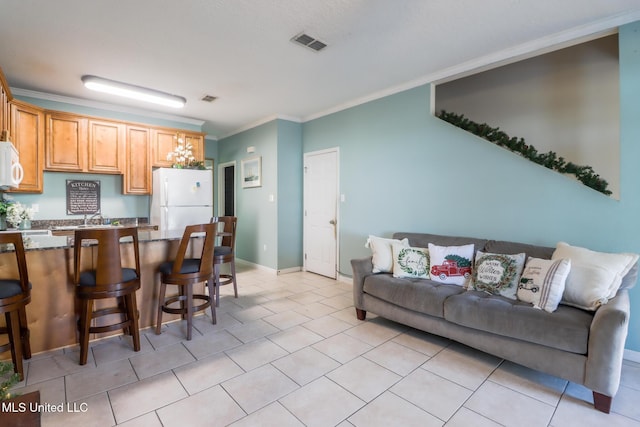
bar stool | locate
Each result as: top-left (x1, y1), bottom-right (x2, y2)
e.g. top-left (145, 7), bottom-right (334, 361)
top-left (0, 232), bottom-right (32, 380)
top-left (74, 227), bottom-right (141, 365)
top-left (212, 216), bottom-right (238, 307)
top-left (156, 222), bottom-right (217, 340)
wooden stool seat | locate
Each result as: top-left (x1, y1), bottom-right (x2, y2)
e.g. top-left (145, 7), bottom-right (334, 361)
top-left (74, 227), bottom-right (142, 365)
top-left (0, 232), bottom-right (32, 381)
top-left (156, 222), bottom-right (217, 340)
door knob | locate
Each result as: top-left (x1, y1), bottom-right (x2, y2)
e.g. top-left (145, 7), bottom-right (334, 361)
top-left (329, 219), bottom-right (336, 225)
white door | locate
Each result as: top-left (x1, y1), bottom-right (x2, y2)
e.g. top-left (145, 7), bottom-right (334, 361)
top-left (304, 148), bottom-right (339, 279)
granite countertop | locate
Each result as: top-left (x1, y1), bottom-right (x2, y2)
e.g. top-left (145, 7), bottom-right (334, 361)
top-left (0, 227), bottom-right (186, 253)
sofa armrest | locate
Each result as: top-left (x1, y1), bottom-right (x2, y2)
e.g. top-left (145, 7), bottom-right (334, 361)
top-left (351, 257), bottom-right (374, 309)
top-left (585, 289), bottom-right (631, 396)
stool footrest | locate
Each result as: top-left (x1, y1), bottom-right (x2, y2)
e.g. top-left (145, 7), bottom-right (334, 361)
top-left (161, 294), bottom-right (212, 315)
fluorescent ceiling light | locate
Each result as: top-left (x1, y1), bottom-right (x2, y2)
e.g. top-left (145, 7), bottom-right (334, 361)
top-left (81, 75), bottom-right (186, 108)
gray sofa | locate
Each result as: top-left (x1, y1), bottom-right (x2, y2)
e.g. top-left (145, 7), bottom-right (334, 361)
top-left (351, 232), bottom-right (638, 413)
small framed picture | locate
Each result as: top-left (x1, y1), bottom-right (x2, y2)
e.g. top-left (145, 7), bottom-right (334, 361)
top-left (241, 156), bottom-right (262, 188)
top-left (204, 158), bottom-right (214, 170)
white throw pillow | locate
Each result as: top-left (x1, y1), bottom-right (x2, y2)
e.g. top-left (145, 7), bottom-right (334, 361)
top-left (365, 235), bottom-right (409, 273)
top-left (428, 243), bottom-right (474, 286)
top-left (469, 251), bottom-right (526, 300)
top-left (392, 244), bottom-right (429, 279)
top-left (552, 242), bottom-right (639, 310)
top-left (517, 257), bottom-right (571, 312)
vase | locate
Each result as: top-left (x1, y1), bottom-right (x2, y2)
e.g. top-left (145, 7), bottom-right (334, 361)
top-left (0, 215), bottom-right (6, 231)
top-left (18, 219), bottom-right (31, 230)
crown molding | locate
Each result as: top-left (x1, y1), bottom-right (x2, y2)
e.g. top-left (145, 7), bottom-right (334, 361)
top-left (220, 114), bottom-right (302, 139)
top-left (11, 87), bottom-right (205, 127)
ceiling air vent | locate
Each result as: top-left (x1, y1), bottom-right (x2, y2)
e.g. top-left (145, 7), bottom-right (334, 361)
top-left (201, 95), bottom-right (217, 102)
top-left (291, 32), bottom-right (327, 52)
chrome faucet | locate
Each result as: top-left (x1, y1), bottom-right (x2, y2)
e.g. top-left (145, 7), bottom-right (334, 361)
top-left (84, 212), bottom-right (103, 226)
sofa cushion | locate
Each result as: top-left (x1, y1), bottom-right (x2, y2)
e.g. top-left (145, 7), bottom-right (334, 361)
top-left (484, 240), bottom-right (554, 260)
top-left (392, 244), bottom-right (430, 279)
top-left (468, 251), bottom-right (526, 299)
top-left (363, 274), bottom-right (465, 318)
top-left (428, 243), bottom-right (475, 286)
top-left (553, 241), bottom-right (640, 311)
top-left (444, 290), bottom-right (593, 354)
top-left (366, 235), bottom-right (410, 273)
top-left (516, 257), bottom-right (571, 313)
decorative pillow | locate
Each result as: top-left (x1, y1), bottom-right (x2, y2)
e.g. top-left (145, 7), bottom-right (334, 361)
top-left (552, 242), bottom-right (639, 310)
top-left (365, 236), bottom-right (409, 273)
top-left (468, 251), bottom-right (526, 299)
top-left (517, 257), bottom-right (571, 312)
top-left (392, 244), bottom-right (429, 279)
top-left (428, 243), bottom-right (474, 286)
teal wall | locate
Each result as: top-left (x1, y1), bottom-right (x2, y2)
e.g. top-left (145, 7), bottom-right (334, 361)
top-left (217, 119), bottom-right (303, 271)
top-left (620, 22), bottom-right (640, 351)
top-left (219, 121), bottom-right (279, 269)
top-left (301, 21), bottom-right (640, 351)
top-left (276, 120), bottom-right (303, 270)
top-left (8, 96), bottom-right (206, 220)
top-left (7, 172), bottom-right (148, 220)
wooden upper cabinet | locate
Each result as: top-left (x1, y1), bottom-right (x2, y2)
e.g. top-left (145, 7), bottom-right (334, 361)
top-left (88, 119), bottom-right (124, 174)
top-left (124, 125), bottom-right (151, 194)
top-left (151, 128), bottom-right (176, 167)
top-left (0, 66), bottom-right (12, 136)
top-left (151, 128), bottom-right (205, 167)
top-left (9, 100), bottom-right (44, 193)
top-left (186, 133), bottom-right (204, 162)
top-left (45, 112), bottom-right (87, 172)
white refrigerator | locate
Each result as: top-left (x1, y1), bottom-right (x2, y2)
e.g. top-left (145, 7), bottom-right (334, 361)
top-left (150, 168), bottom-right (213, 231)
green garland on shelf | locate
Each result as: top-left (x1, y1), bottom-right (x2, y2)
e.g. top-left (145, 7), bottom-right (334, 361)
top-left (437, 110), bottom-right (612, 196)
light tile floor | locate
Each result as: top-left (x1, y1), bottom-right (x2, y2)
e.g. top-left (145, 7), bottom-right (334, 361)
top-left (9, 264), bottom-right (640, 426)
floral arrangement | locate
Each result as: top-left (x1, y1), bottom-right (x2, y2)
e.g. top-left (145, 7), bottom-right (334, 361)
top-left (0, 361), bottom-right (19, 401)
top-left (436, 110), bottom-right (611, 195)
top-left (167, 133), bottom-right (204, 169)
top-left (6, 202), bottom-right (34, 227)
top-left (0, 198), bottom-right (11, 216)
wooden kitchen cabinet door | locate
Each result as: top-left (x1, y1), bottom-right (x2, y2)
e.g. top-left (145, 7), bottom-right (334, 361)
top-left (0, 67), bottom-right (11, 135)
top-left (151, 128), bottom-right (176, 167)
top-left (88, 119), bottom-right (124, 174)
top-left (45, 112), bottom-right (87, 171)
top-left (151, 128), bottom-right (205, 167)
top-left (124, 125), bottom-right (151, 194)
top-left (9, 100), bottom-right (44, 193)
top-left (185, 133), bottom-right (204, 161)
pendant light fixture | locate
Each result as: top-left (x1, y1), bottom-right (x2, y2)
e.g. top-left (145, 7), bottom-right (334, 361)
top-left (81, 75), bottom-right (186, 108)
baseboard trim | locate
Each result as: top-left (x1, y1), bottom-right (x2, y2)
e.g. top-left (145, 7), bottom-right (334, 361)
top-left (236, 259), bottom-right (277, 274)
top-left (236, 259), bottom-right (303, 276)
top-left (338, 273), bottom-right (352, 284)
top-left (624, 349), bottom-right (640, 363)
top-left (277, 266), bottom-right (302, 275)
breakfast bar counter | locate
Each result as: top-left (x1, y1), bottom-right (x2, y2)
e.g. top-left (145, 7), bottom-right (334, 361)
top-left (0, 227), bottom-right (207, 355)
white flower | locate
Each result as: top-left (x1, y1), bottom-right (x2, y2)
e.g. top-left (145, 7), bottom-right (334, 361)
top-left (167, 133), bottom-right (197, 167)
top-left (6, 202), bottom-right (34, 226)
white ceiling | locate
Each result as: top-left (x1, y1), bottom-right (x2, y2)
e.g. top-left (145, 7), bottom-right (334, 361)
top-left (1, 1), bottom-right (639, 139)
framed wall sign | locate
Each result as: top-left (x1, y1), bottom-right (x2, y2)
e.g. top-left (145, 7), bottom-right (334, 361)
top-left (241, 156), bottom-right (262, 188)
top-left (66, 179), bottom-right (101, 214)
